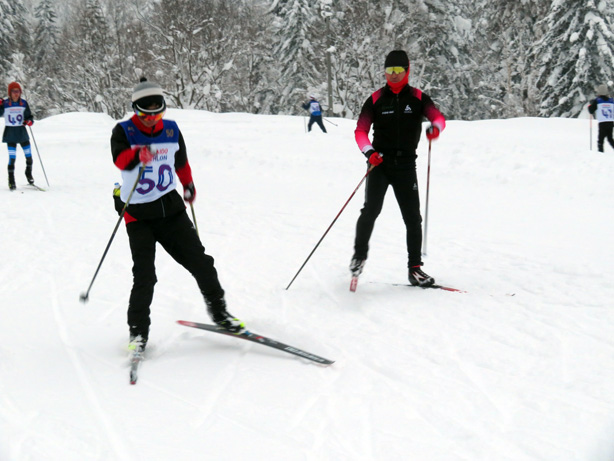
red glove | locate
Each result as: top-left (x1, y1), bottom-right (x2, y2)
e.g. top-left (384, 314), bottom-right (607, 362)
top-left (23, 120), bottom-right (33, 126)
top-left (183, 182), bottom-right (196, 203)
top-left (138, 146), bottom-right (154, 164)
top-left (368, 151), bottom-right (383, 166)
top-left (425, 125), bottom-right (440, 141)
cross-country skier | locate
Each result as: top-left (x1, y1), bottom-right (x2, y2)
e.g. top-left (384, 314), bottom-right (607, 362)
top-left (588, 84), bottom-right (614, 153)
top-left (350, 50), bottom-right (446, 287)
top-left (302, 95), bottom-right (327, 133)
top-left (0, 82), bottom-right (35, 190)
top-left (110, 78), bottom-right (244, 352)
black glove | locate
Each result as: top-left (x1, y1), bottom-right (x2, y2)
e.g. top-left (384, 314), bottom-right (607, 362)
top-left (183, 182), bottom-right (196, 203)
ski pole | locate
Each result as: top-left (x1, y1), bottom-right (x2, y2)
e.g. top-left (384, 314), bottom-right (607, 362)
top-left (422, 140), bottom-right (432, 256)
top-left (79, 164), bottom-right (145, 303)
top-left (190, 202), bottom-right (199, 237)
top-left (323, 117), bottom-right (338, 127)
top-left (27, 125), bottom-right (50, 187)
top-left (285, 164), bottom-right (375, 290)
top-left (589, 113), bottom-right (593, 151)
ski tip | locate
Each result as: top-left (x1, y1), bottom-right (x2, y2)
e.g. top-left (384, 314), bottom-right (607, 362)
top-left (177, 320), bottom-right (194, 327)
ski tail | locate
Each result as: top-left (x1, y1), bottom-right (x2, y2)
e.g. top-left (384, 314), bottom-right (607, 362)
top-left (177, 320), bottom-right (334, 365)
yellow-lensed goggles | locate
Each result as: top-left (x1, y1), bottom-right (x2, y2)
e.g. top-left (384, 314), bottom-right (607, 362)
top-left (385, 66), bottom-right (407, 74)
top-left (136, 109), bottom-right (165, 123)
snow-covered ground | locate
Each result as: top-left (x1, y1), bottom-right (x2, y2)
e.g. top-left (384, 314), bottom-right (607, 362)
top-left (1, 110), bottom-right (613, 461)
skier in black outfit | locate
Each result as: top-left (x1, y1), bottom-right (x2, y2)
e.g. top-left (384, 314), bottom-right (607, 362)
top-left (302, 96), bottom-right (327, 133)
top-left (351, 50), bottom-right (446, 286)
top-left (110, 78), bottom-right (244, 352)
top-left (588, 84), bottom-right (614, 153)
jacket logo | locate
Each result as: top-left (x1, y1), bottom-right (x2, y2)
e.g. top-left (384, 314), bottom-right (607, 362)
top-left (166, 128), bottom-right (174, 137)
top-left (404, 105), bottom-right (413, 114)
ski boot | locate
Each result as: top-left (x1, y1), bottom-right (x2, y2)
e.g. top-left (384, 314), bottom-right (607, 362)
top-left (206, 296), bottom-right (245, 333)
top-left (349, 258), bottom-right (366, 277)
top-left (409, 265), bottom-right (435, 287)
top-left (25, 158), bottom-right (34, 185)
top-left (8, 172), bottom-right (16, 191)
top-left (128, 334), bottom-right (147, 354)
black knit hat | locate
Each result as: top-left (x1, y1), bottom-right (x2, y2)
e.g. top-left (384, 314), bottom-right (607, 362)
top-left (384, 50), bottom-right (409, 69)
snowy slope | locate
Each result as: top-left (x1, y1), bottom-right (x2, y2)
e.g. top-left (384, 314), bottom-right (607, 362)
top-left (1, 111), bottom-right (613, 461)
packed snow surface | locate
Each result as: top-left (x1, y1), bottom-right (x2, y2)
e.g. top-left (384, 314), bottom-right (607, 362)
top-left (1, 110), bottom-right (613, 460)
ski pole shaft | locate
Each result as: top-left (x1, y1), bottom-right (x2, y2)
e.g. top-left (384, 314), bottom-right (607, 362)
top-left (422, 140), bottom-right (432, 256)
top-left (589, 113), bottom-right (593, 151)
top-left (323, 117), bottom-right (337, 126)
top-left (190, 202), bottom-right (199, 237)
top-left (285, 164), bottom-right (375, 290)
top-left (80, 165), bottom-right (145, 303)
top-left (27, 126), bottom-right (50, 187)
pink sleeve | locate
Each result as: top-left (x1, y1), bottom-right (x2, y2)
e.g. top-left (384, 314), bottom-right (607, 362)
top-left (413, 88), bottom-right (446, 132)
top-left (354, 111), bottom-right (373, 153)
top-left (354, 89), bottom-right (381, 153)
top-left (424, 103), bottom-right (446, 132)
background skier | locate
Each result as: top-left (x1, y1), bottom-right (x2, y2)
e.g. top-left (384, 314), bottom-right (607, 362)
top-left (588, 84), bottom-right (614, 153)
top-left (0, 82), bottom-right (35, 190)
top-left (302, 95), bottom-right (327, 133)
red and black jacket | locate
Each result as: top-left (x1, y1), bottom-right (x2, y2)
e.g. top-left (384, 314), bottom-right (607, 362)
top-left (355, 84), bottom-right (445, 159)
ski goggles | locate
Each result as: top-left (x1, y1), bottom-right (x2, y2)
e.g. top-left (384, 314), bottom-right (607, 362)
top-left (135, 109), bottom-right (165, 123)
top-left (385, 66), bottom-right (408, 75)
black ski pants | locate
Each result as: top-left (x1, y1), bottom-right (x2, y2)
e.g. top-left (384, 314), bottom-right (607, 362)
top-left (126, 210), bottom-right (224, 339)
top-left (353, 156), bottom-right (423, 268)
top-left (308, 115), bottom-right (327, 133)
top-left (598, 121), bottom-right (614, 152)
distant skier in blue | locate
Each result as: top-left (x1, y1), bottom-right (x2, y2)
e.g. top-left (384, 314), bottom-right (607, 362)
top-left (302, 95), bottom-right (327, 133)
top-left (0, 82), bottom-right (35, 190)
top-left (588, 84), bottom-right (614, 153)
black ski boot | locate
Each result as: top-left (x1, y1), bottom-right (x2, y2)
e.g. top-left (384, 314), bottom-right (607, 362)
top-left (206, 296), bottom-right (245, 333)
top-left (8, 159), bottom-right (16, 190)
top-left (409, 265), bottom-right (435, 287)
top-left (25, 158), bottom-right (34, 185)
top-left (349, 258), bottom-right (366, 276)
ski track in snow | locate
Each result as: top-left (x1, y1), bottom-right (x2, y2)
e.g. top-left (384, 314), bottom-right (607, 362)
top-left (2, 112), bottom-right (614, 460)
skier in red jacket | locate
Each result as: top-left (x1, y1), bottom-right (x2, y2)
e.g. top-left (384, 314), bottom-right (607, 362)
top-left (350, 50), bottom-right (446, 286)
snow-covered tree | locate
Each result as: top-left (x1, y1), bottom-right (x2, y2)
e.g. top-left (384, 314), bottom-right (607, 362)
top-left (270, 0), bottom-right (325, 113)
top-left (532, 0), bottom-right (614, 117)
top-left (469, 0), bottom-right (550, 119)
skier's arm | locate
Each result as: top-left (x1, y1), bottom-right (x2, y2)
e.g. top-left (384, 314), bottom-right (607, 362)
top-left (23, 102), bottom-right (33, 124)
top-left (422, 93), bottom-right (446, 132)
top-left (111, 124), bottom-right (141, 171)
top-left (588, 100), bottom-right (597, 115)
top-left (354, 95), bottom-right (375, 155)
top-left (175, 131), bottom-right (193, 186)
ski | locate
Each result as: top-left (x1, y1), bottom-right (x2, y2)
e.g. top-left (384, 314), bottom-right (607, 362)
top-left (129, 350), bottom-right (144, 385)
top-left (177, 320), bottom-right (334, 365)
top-left (27, 183), bottom-right (46, 192)
top-left (350, 275), bottom-right (359, 292)
top-left (392, 283), bottom-right (466, 293)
